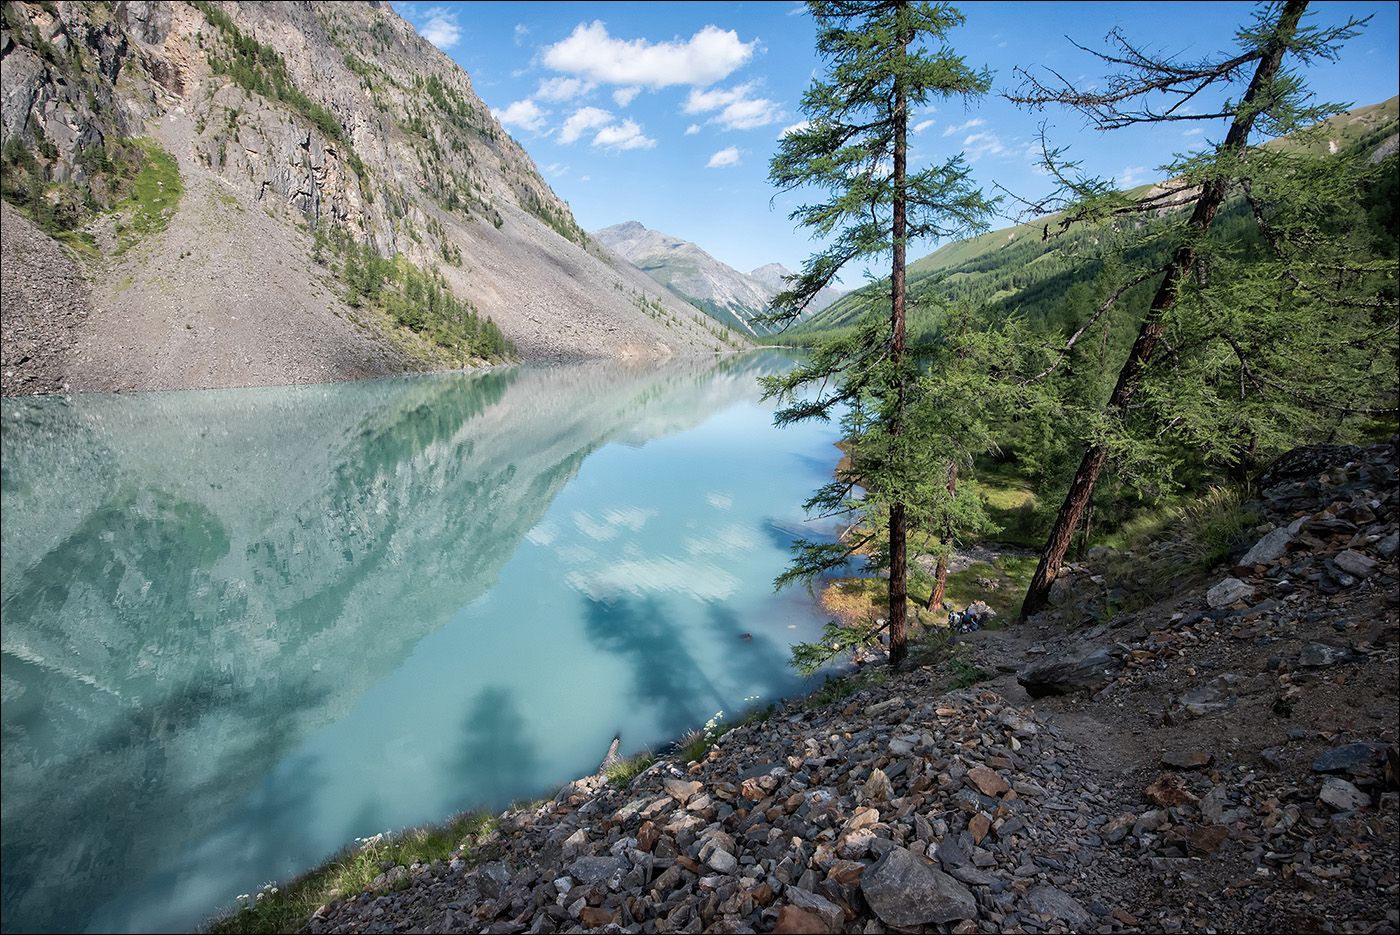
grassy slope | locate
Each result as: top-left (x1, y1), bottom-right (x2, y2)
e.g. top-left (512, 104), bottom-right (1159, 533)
top-left (796, 96), bottom-right (1399, 339)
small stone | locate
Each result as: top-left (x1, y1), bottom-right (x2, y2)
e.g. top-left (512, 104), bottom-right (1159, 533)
top-left (664, 779), bottom-right (703, 804)
top-left (1160, 750), bottom-right (1214, 770)
top-left (827, 860), bottom-right (866, 885)
top-left (838, 827), bottom-right (877, 859)
top-left (1318, 777), bottom-right (1372, 812)
top-left (967, 766), bottom-right (1010, 797)
top-left (705, 847), bottom-right (737, 873)
top-left (1299, 642), bottom-right (1351, 667)
top-left (578, 906), bottom-right (616, 928)
top-left (863, 767), bottom-right (893, 803)
top-left (560, 828), bottom-right (590, 859)
top-left (1207, 577), bottom-right (1254, 609)
top-left (968, 812), bottom-right (991, 845)
top-left (936, 835), bottom-right (969, 870)
top-left (1240, 526), bottom-right (1295, 566)
top-left (785, 887), bottom-right (845, 932)
top-left (1018, 646), bottom-right (1122, 697)
top-left (1024, 885), bottom-right (1092, 930)
top-left (569, 855), bottom-right (625, 885)
top-left (1146, 774), bottom-right (1198, 808)
top-left (845, 805), bottom-right (880, 830)
top-left (1312, 743), bottom-right (1388, 774)
top-left (772, 904), bottom-right (829, 934)
top-left (1332, 549), bottom-right (1378, 578)
top-left (739, 777), bottom-right (768, 801)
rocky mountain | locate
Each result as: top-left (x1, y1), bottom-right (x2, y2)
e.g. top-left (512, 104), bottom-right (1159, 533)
top-left (0, 1), bottom-right (743, 395)
top-left (591, 221), bottom-right (844, 337)
top-left (748, 260), bottom-right (845, 314)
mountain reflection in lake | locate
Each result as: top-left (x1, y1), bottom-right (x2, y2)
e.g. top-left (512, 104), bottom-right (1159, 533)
top-left (0, 352), bottom-right (846, 934)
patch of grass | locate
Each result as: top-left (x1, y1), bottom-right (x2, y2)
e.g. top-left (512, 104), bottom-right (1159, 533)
top-left (1117, 485), bottom-right (1257, 606)
top-left (945, 642), bottom-right (989, 689)
top-left (204, 812), bottom-right (495, 935)
top-left (940, 554), bottom-right (1035, 620)
top-left (820, 576), bottom-right (885, 626)
top-left (675, 728), bottom-right (712, 764)
top-left (801, 667), bottom-right (890, 710)
top-left (604, 752), bottom-right (657, 791)
top-left (971, 460), bottom-right (1041, 546)
top-left (115, 139), bottom-right (182, 253)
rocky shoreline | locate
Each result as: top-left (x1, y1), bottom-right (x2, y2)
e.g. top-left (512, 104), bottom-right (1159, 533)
top-left (290, 441), bottom-right (1397, 935)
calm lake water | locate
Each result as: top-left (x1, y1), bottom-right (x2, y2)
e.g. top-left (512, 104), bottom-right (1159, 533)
top-left (0, 352), bottom-right (848, 934)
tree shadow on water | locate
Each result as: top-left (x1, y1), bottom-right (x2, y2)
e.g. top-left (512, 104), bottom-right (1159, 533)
top-left (703, 601), bottom-right (807, 701)
top-left (580, 595), bottom-right (726, 740)
top-left (450, 686), bottom-right (542, 812)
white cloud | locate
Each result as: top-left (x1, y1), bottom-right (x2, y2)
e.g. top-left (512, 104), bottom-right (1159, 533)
top-left (613, 86), bottom-right (641, 107)
top-left (912, 119), bottom-right (935, 135)
top-left (566, 557), bottom-right (739, 602)
top-left (961, 130), bottom-right (1006, 161)
top-left (706, 491), bottom-right (733, 509)
top-left (494, 99), bottom-right (548, 133)
top-left (543, 162), bottom-right (569, 177)
top-left (1117, 165), bottom-right (1150, 187)
top-left (594, 119), bottom-right (656, 150)
top-left (780, 119), bottom-right (811, 137)
top-left (685, 123), bottom-right (703, 135)
top-left (419, 6), bottom-right (462, 49)
top-left (572, 507), bottom-right (654, 540)
top-left (536, 76), bottom-right (594, 102)
top-left (542, 21), bottom-right (756, 89)
top-left (559, 106), bottom-right (615, 144)
top-left (1183, 127), bottom-right (1204, 137)
top-left (513, 24), bottom-right (529, 46)
top-left (684, 524), bottom-right (755, 555)
top-left (683, 82), bottom-right (782, 130)
top-left (707, 146), bottom-right (742, 168)
top-left (942, 117), bottom-right (985, 137)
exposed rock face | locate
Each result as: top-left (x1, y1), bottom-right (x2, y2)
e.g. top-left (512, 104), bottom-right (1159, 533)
top-left (1, 1), bottom-right (736, 394)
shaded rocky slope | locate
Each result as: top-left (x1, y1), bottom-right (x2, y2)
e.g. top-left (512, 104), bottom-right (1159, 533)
top-left (287, 441), bottom-right (1398, 934)
top-left (1, 1), bottom-right (736, 395)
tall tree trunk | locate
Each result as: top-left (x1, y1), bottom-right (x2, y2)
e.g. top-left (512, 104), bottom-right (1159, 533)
top-left (887, 2), bottom-right (910, 668)
top-left (1020, 0), bottom-right (1307, 621)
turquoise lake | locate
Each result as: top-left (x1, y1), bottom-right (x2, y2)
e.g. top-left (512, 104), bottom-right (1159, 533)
top-left (0, 352), bottom-right (849, 934)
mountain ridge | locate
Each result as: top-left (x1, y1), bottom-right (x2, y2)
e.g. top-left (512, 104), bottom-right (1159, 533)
top-left (591, 220), bottom-right (845, 337)
top-left (0, 0), bottom-right (744, 395)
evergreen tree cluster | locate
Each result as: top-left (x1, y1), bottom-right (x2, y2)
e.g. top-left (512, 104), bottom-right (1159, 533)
top-left (330, 236), bottom-right (515, 363)
top-left (771, 0), bottom-right (1398, 668)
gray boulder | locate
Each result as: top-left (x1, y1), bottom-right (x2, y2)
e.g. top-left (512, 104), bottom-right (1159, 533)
top-left (862, 845), bottom-right (976, 926)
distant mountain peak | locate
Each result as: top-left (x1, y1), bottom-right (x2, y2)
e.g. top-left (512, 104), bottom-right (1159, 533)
top-left (592, 223), bottom-right (844, 335)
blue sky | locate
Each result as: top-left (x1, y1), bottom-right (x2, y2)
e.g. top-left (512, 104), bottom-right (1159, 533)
top-left (388, 1), bottom-right (1399, 285)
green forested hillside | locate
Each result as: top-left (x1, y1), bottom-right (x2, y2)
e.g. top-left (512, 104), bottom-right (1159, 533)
top-left (782, 96), bottom-right (1397, 570)
top-left (793, 96), bottom-right (1399, 350)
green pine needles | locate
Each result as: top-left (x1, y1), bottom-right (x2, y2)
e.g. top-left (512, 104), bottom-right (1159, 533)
top-left (764, 1), bottom-right (999, 670)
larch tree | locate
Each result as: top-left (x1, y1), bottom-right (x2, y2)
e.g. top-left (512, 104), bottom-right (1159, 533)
top-left (1009, 0), bottom-right (1393, 620)
top-left (762, 0), bottom-right (996, 669)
